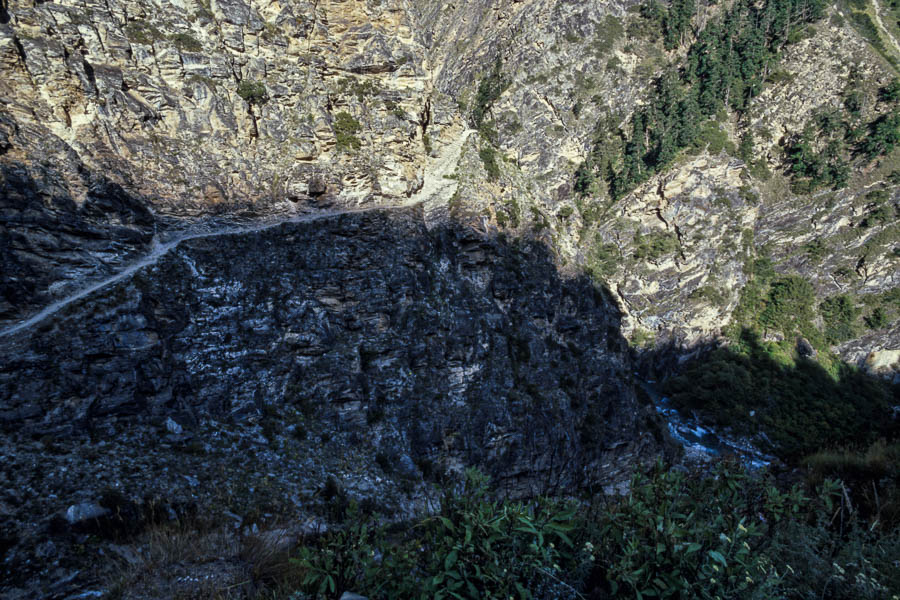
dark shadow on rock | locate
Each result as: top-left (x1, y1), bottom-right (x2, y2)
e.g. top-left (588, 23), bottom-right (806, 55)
top-left (0, 159), bottom-right (156, 327)
top-left (0, 207), bottom-right (658, 490)
top-left (0, 205), bottom-right (670, 596)
top-left (651, 328), bottom-right (900, 460)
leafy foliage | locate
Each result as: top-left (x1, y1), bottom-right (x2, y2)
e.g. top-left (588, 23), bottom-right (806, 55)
top-left (664, 330), bottom-right (899, 458)
top-left (580, 462), bottom-right (796, 599)
top-left (633, 229), bottom-right (680, 261)
top-left (237, 80), bottom-right (269, 105)
top-left (757, 275), bottom-right (816, 336)
top-left (820, 294), bottom-right (859, 344)
top-left (291, 503), bottom-right (380, 597)
top-left (333, 112), bottom-right (362, 152)
top-left (290, 469), bottom-right (577, 599)
top-left (768, 475), bottom-right (900, 599)
top-left (169, 32), bottom-right (202, 52)
top-left (880, 78), bottom-right (900, 103)
top-left (472, 60), bottom-right (509, 135)
top-left (124, 21), bottom-right (163, 45)
top-left (285, 462), bottom-right (900, 599)
top-left (786, 125), bottom-right (850, 192)
top-left (862, 111), bottom-right (900, 159)
top-left (585, 239), bottom-right (621, 279)
top-left (663, 0), bottom-right (696, 50)
top-left (479, 145), bottom-right (501, 180)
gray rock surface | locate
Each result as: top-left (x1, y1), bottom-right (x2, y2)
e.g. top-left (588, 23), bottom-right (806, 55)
top-left (0, 206), bottom-right (661, 597)
top-left (1, 0), bottom-right (898, 597)
top-left (64, 503), bottom-right (110, 525)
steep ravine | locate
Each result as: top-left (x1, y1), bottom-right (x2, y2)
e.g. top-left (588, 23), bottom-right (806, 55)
top-left (0, 206), bottom-right (663, 597)
top-left (1, 0), bottom-right (898, 372)
top-left (1, 0), bottom-right (900, 596)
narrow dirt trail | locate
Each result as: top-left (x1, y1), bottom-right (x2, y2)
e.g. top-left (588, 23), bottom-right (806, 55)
top-left (872, 0), bottom-right (900, 58)
top-left (0, 130), bottom-right (476, 340)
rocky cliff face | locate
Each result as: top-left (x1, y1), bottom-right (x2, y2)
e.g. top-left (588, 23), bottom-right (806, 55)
top-left (2, 0), bottom-right (895, 365)
top-left (1, 0), bottom-right (900, 595)
top-left (1, 0), bottom-right (449, 212)
top-left (0, 205), bottom-right (659, 595)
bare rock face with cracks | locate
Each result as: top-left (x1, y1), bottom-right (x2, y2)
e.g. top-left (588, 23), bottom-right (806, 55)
top-left (1, 0), bottom-right (900, 596)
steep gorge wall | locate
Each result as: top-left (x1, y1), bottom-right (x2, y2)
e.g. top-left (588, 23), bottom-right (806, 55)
top-left (1, 0), bottom-right (899, 595)
top-left (0, 206), bottom-right (660, 594)
top-left (4, 0), bottom-right (895, 369)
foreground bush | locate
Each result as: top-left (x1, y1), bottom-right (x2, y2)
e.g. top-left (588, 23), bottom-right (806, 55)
top-left (291, 468), bottom-right (578, 599)
top-left (285, 463), bottom-right (900, 599)
top-left (577, 462), bottom-right (799, 599)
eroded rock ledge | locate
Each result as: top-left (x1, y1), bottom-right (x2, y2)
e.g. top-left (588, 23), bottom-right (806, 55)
top-left (0, 206), bottom-right (661, 597)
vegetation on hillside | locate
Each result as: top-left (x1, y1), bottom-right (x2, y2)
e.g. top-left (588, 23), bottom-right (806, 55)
top-left (168, 462), bottom-right (899, 599)
top-left (575, 0), bottom-right (900, 201)
top-left (333, 112), bottom-right (362, 152)
top-left (237, 80), bottom-right (269, 105)
top-left (471, 60), bottom-right (511, 181)
top-left (664, 330), bottom-right (899, 458)
top-left (576, 0), bottom-right (831, 200)
top-left (663, 249), bottom-right (899, 459)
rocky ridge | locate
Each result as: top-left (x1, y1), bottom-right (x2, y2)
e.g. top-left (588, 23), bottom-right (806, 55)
top-left (0, 205), bottom-right (661, 596)
top-left (1, 0), bottom-right (897, 365)
top-left (1, 0), bottom-right (900, 596)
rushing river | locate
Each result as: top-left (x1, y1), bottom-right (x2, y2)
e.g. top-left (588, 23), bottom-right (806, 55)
top-left (641, 380), bottom-right (774, 468)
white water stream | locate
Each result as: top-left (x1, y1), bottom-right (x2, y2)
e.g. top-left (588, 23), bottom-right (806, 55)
top-left (639, 380), bottom-right (774, 468)
top-left (0, 130), bottom-right (475, 340)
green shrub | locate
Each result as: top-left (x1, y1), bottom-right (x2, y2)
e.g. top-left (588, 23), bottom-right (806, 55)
top-left (586, 239), bottom-right (621, 279)
top-left (738, 131), bottom-right (755, 162)
top-left (786, 133), bottom-right (850, 191)
top-left (168, 32), bottom-right (202, 52)
top-left (237, 80), bottom-right (268, 105)
top-left (290, 469), bottom-right (576, 599)
top-left (865, 306), bottom-right (890, 329)
top-left (633, 229), bottom-right (679, 261)
top-left (581, 463), bottom-right (795, 600)
top-left (690, 285), bottom-right (727, 305)
top-left (749, 159), bottom-right (773, 181)
top-left (691, 120), bottom-right (737, 156)
top-left (758, 275), bottom-right (816, 335)
top-left (124, 21), bottom-right (163, 44)
top-left (861, 192), bottom-right (898, 226)
top-left (277, 461), bottom-right (900, 600)
top-left (592, 14), bottom-right (625, 54)
top-left (767, 487), bottom-right (900, 599)
top-left (472, 60), bottom-right (509, 133)
top-left (333, 111), bottom-right (362, 152)
top-left (573, 161), bottom-right (597, 197)
top-left (861, 111), bottom-right (900, 158)
top-left (337, 77), bottom-right (381, 103)
top-left (291, 502), bottom-right (381, 597)
top-left (820, 294), bottom-right (859, 344)
top-left (804, 238), bottom-right (829, 261)
top-left (881, 78), bottom-right (900, 103)
top-left (479, 145), bottom-right (501, 180)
